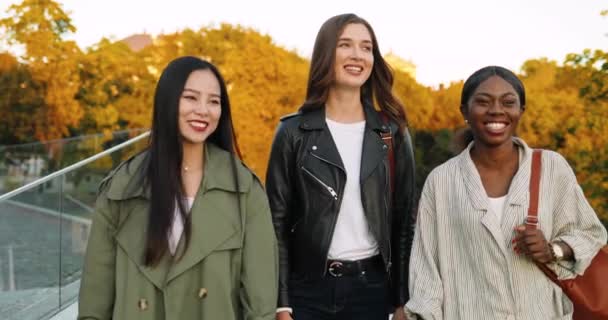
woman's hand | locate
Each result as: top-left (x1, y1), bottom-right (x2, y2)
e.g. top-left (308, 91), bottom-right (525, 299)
top-left (513, 225), bottom-right (554, 264)
top-left (393, 306), bottom-right (407, 320)
top-left (276, 311), bottom-right (293, 320)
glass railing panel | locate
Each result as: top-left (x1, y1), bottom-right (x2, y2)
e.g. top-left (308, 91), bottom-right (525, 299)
top-left (0, 131), bottom-right (148, 319)
top-left (0, 129), bottom-right (147, 195)
top-left (57, 136), bottom-right (147, 309)
top-left (0, 177), bottom-right (63, 320)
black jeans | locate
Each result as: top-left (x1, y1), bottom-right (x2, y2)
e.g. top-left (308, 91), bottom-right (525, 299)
top-left (288, 264), bottom-right (389, 320)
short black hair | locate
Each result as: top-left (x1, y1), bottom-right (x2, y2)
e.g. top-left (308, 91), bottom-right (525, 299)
top-left (460, 66), bottom-right (526, 109)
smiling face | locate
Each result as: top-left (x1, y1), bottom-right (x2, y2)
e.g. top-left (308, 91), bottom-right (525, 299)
top-left (462, 75), bottom-right (524, 148)
top-left (332, 23), bottom-right (374, 90)
top-left (177, 69), bottom-right (222, 145)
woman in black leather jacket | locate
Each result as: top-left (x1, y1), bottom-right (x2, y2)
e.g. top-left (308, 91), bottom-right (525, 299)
top-left (266, 13), bottom-right (416, 320)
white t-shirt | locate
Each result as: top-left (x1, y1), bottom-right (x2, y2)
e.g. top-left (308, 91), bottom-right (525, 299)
top-left (488, 196), bottom-right (507, 223)
top-left (487, 149), bottom-right (523, 223)
top-left (168, 197), bottom-right (194, 255)
top-left (325, 118), bottom-right (379, 260)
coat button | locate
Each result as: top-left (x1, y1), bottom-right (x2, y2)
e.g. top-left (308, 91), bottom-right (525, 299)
top-left (382, 144), bottom-right (388, 150)
top-left (138, 298), bottom-right (148, 311)
top-left (382, 125), bottom-right (388, 131)
top-left (312, 145), bottom-right (318, 151)
top-left (198, 287), bottom-right (208, 299)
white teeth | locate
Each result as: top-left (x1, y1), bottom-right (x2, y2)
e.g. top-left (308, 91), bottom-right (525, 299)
top-left (345, 66), bottom-right (363, 72)
top-left (190, 122), bottom-right (208, 129)
top-left (485, 122), bottom-right (506, 130)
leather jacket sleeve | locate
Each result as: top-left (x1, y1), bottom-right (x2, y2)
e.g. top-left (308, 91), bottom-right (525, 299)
top-left (265, 121), bottom-right (294, 308)
top-left (391, 126), bottom-right (417, 307)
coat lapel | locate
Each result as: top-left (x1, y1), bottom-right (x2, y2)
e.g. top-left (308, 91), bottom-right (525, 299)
top-left (500, 138), bottom-right (533, 238)
top-left (459, 144), bottom-right (489, 211)
top-left (114, 202), bottom-right (172, 290)
top-left (165, 143), bottom-right (246, 285)
top-left (504, 139), bottom-right (532, 209)
top-left (299, 107), bottom-right (345, 170)
top-left (110, 143), bottom-right (249, 289)
top-left (107, 151), bottom-right (169, 290)
top-left (165, 191), bottom-right (241, 284)
top-left (360, 104), bottom-right (389, 183)
top-left (459, 144), bottom-right (509, 258)
top-left (459, 138), bottom-right (534, 258)
top-left (297, 103), bottom-right (391, 180)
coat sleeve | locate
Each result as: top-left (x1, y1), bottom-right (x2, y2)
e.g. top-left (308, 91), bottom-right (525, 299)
top-left (391, 126), bottom-right (417, 307)
top-left (264, 121), bottom-right (294, 308)
top-left (240, 179), bottom-right (279, 320)
top-left (77, 192), bottom-right (118, 320)
top-left (547, 153), bottom-right (608, 279)
top-left (405, 173), bottom-right (444, 320)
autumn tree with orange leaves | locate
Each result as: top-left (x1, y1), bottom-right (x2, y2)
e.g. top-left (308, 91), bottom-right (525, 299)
top-left (0, 0), bottom-right (82, 141)
top-left (0, 0), bottom-right (606, 224)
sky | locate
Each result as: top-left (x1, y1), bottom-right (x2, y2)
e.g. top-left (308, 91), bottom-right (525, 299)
top-left (1, 0), bottom-right (607, 87)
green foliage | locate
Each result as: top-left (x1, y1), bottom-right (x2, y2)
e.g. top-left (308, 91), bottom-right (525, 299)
top-left (411, 129), bottom-right (455, 196)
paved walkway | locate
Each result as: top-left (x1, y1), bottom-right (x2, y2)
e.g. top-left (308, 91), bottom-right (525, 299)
top-left (0, 201), bottom-right (84, 319)
top-left (49, 301), bottom-right (77, 320)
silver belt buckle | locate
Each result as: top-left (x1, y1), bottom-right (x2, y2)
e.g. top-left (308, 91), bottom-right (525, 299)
top-left (328, 261), bottom-right (344, 277)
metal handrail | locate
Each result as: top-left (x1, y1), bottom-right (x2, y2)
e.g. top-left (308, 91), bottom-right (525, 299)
top-left (0, 128), bottom-right (147, 150)
top-left (0, 131), bottom-right (150, 203)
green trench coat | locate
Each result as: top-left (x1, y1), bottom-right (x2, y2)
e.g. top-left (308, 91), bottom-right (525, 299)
top-left (78, 143), bottom-right (278, 320)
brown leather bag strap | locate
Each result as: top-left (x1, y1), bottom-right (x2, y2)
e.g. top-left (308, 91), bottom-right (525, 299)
top-left (380, 112), bottom-right (395, 194)
top-left (526, 149), bottom-right (542, 231)
top-left (526, 149), bottom-right (560, 280)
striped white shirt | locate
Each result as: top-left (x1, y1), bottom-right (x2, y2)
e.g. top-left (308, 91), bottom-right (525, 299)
top-left (406, 138), bottom-right (607, 320)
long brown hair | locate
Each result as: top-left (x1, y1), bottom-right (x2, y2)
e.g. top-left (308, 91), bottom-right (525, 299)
top-left (302, 13), bottom-right (408, 130)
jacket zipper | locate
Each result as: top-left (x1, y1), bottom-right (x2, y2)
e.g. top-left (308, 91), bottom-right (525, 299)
top-left (384, 160), bottom-right (393, 277)
top-left (290, 219), bottom-right (302, 233)
top-left (306, 151), bottom-right (346, 276)
top-left (310, 152), bottom-right (345, 172)
top-left (300, 167), bottom-right (338, 200)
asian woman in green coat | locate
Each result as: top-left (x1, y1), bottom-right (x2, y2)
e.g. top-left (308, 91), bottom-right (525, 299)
top-left (78, 56), bottom-right (278, 320)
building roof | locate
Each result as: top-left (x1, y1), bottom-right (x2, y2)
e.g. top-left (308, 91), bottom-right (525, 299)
top-left (120, 34), bottom-right (153, 52)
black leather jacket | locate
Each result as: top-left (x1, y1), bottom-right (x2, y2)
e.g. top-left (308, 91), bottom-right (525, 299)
top-left (265, 103), bottom-right (416, 309)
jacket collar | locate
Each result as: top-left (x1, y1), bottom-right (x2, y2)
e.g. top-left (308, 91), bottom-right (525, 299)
top-left (298, 100), bottom-right (389, 133)
top-left (106, 143), bottom-right (247, 201)
top-left (296, 100), bottom-right (392, 183)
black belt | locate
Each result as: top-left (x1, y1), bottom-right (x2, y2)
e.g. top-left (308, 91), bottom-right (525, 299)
top-left (326, 254), bottom-right (384, 277)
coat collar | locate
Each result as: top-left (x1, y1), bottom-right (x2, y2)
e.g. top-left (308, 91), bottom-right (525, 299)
top-left (110, 142), bottom-right (251, 290)
top-left (458, 137), bottom-right (533, 211)
top-left (106, 143), bottom-right (249, 201)
top-left (457, 137), bottom-right (534, 260)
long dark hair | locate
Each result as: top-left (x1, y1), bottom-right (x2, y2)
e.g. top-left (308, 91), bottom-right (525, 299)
top-left (302, 13), bottom-right (408, 130)
top-left (143, 56), bottom-right (241, 266)
top-left (452, 65), bottom-right (526, 152)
